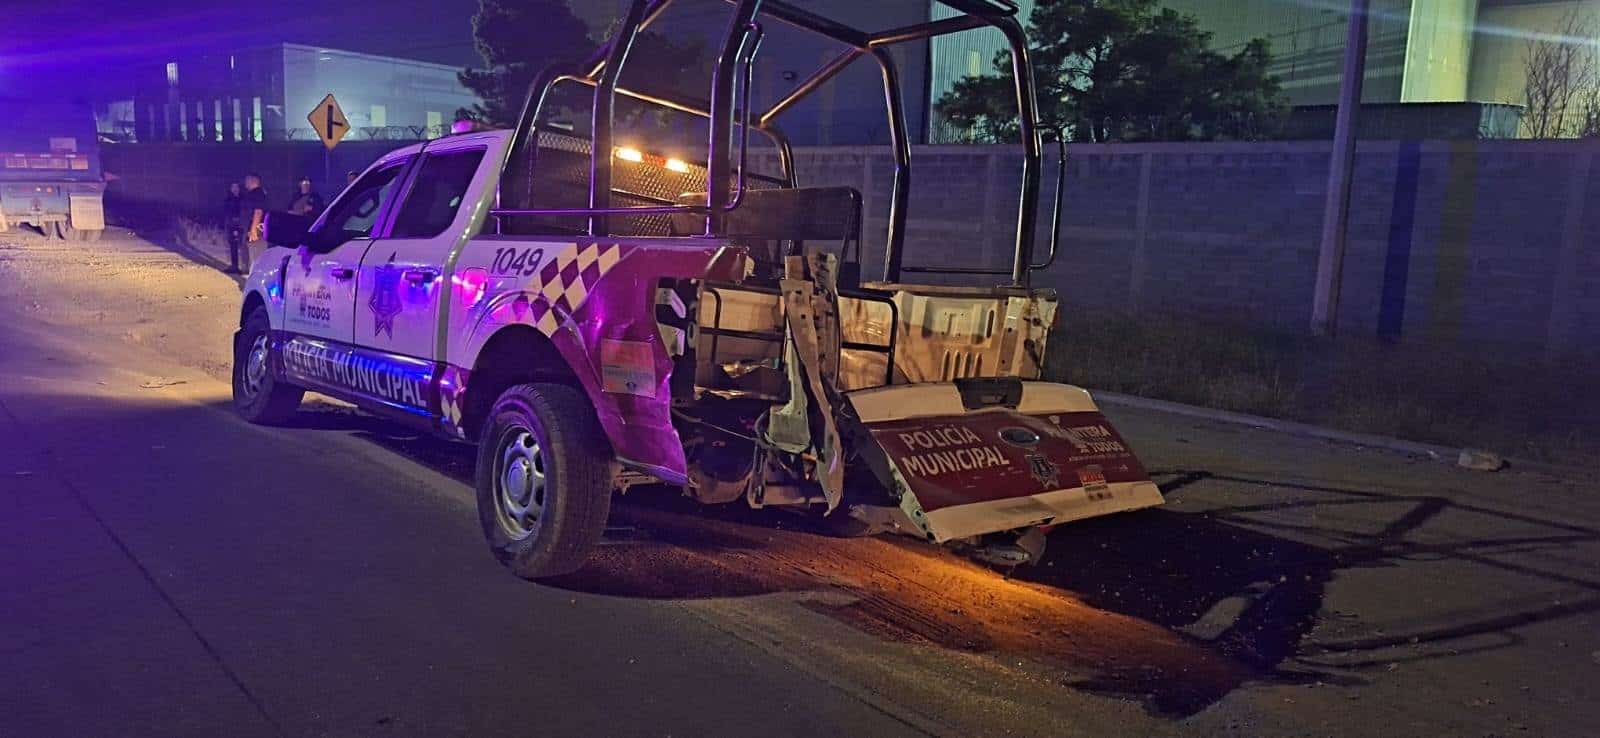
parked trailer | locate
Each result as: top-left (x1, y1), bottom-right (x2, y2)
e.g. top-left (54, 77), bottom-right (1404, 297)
top-left (0, 99), bottom-right (105, 241)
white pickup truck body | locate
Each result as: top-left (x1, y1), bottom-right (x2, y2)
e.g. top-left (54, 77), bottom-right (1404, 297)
top-left (234, 127), bottom-right (1162, 576)
top-left (233, 1), bottom-right (1164, 578)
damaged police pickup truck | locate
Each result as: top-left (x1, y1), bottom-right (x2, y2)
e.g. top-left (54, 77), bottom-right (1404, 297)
top-left (233, 0), bottom-right (1163, 578)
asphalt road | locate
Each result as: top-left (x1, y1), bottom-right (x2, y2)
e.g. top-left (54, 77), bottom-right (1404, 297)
top-left (2, 228), bottom-right (1597, 737)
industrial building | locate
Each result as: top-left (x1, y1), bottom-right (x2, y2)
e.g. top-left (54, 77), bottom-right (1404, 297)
top-left (108, 1), bottom-right (1600, 146)
top-left (929, 0), bottom-right (1600, 140)
top-left (125, 43), bottom-right (478, 143)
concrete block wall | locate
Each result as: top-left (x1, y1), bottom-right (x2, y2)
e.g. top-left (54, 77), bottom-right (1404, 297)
top-left (770, 139), bottom-right (1600, 360)
top-left (102, 138), bottom-right (1600, 359)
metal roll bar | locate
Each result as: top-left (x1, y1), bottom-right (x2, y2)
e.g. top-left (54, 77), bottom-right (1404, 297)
top-left (872, 47), bottom-right (912, 284)
top-left (494, 1), bottom-right (778, 227)
top-left (705, 0), bottom-right (765, 235)
top-left (589, 0), bottom-right (649, 236)
top-left (499, 0), bottom-right (1051, 286)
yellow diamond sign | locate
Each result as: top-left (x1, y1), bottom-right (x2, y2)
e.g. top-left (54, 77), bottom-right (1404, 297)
top-left (307, 93), bottom-right (349, 150)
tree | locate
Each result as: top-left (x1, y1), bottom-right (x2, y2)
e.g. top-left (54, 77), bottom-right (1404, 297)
top-left (458, 0), bottom-right (594, 126)
top-left (1521, 7), bottom-right (1599, 139)
top-left (458, 0), bottom-right (709, 128)
top-left (936, 0), bottom-right (1284, 143)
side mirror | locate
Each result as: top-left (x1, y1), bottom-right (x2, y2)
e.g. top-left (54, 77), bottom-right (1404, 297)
top-left (263, 210), bottom-right (312, 247)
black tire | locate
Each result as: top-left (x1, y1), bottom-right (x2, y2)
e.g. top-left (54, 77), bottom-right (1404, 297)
top-left (232, 307), bottom-right (304, 424)
top-left (475, 383), bottom-right (613, 579)
top-left (61, 223), bottom-right (102, 242)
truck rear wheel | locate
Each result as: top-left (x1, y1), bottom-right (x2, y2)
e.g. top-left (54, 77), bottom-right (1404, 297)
top-left (475, 383), bottom-right (613, 579)
top-left (232, 307), bottom-right (304, 424)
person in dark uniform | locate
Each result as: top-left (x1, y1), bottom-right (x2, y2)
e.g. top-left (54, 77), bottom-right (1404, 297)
top-left (288, 175), bottom-right (325, 217)
top-left (240, 173), bottom-right (269, 271)
top-left (223, 181), bottom-right (244, 274)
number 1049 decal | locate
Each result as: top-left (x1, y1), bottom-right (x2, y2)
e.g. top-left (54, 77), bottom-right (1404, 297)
top-left (491, 247), bottom-right (545, 276)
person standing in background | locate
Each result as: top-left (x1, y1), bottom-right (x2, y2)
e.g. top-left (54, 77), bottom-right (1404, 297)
top-left (223, 181), bottom-right (244, 274)
top-left (240, 173), bottom-right (269, 271)
top-left (287, 175), bottom-right (325, 217)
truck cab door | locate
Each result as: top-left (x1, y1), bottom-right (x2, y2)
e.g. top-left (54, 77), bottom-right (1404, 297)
top-left (354, 140), bottom-right (489, 361)
top-left (281, 155), bottom-right (414, 345)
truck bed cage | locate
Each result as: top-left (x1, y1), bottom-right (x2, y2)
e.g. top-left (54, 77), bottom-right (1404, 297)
top-left (491, 0), bottom-right (1046, 287)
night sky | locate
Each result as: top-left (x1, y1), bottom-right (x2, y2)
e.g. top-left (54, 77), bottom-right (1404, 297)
top-left (1, 0), bottom-right (483, 99)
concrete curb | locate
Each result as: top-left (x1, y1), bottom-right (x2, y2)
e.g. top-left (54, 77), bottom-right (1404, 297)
top-left (1090, 390), bottom-right (1594, 479)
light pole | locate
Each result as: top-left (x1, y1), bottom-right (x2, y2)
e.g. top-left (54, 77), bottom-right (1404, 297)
top-left (1310, 0), bottom-right (1372, 337)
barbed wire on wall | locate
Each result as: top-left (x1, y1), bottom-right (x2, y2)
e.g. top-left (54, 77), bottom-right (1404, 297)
top-left (271, 125), bottom-right (451, 142)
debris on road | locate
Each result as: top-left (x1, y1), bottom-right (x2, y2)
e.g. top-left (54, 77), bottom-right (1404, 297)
top-left (139, 378), bottom-right (188, 389)
top-left (1457, 448), bottom-right (1507, 472)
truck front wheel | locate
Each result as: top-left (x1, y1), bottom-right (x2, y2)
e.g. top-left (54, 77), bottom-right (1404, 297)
top-left (232, 307), bottom-right (303, 424)
top-left (475, 383), bottom-right (613, 579)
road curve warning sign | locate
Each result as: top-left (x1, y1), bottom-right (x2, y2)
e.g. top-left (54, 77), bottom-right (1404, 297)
top-left (307, 94), bottom-right (349, 150)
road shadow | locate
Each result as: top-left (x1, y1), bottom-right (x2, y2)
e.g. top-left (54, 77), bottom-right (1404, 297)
top-left (1016, 469), bottom-right (1600, 705)
top-left (267, 402), bottom-right (1600, 717)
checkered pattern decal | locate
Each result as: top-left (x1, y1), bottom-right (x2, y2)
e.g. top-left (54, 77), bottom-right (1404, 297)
top-left (439, 365), bottom-right (470, 438)
top-left (518, 243), bottom-right (626, 335)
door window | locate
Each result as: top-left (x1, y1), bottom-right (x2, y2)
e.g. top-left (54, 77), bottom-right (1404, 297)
top-left (311, 160), bottom-right (408, 251)
top-left (389, 148), bottom-right (487, 240)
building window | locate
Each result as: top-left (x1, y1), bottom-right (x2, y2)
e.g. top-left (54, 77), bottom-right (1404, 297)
top-left (426, 111), bottom-right (443, 138)
top-left (213, 100), bottom-right (223, 141)
top-left (370, 104), bottom-right (387, 127)
top-left (232, 98), bottom-right (242, 142)
top-left (166, 62), bottom-right (179, 86)
top-left (252, 96), bottom-right (263, 142)
top-left (966, 50), bottom-right (981, 77)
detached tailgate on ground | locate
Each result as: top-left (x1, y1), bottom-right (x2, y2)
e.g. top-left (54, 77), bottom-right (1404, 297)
top-left (849, 381), bottom-right (1165, 542)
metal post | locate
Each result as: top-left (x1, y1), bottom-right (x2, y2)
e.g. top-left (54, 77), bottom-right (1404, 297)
top-left (873, 48), bottom-right (911, 283)
top-left (999, 17), bottom-right (1042, 287)
top-left (706, 0), bottom-right (764, 236)
top-left (1311, 0), bottom-right (1371, 337)
top-left (590, 0), bottom-right (649, 237)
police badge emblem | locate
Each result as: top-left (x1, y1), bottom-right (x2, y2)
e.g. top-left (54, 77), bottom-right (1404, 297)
top-left (369, 252), bottom-right (403, 338)
top-left (1027, 454), bottom-right (1060, 488)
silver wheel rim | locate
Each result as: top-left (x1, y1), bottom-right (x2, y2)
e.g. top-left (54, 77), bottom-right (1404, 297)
top-left (494, 427), bottom-right (546, 541)
top-left (242, 334), bottom-right (269, 399)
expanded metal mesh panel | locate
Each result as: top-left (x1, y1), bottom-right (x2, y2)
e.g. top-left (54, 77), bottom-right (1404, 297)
top-left (501, 130), bottom-right (781, 237)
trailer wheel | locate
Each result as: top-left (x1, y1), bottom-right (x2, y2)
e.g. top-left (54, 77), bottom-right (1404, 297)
top-left (232, 307), bottom-right (303, 424)
top-left (475, 383), bottom-right (612, 579)
top-left (61, 223), bottom-right (102, 242)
